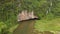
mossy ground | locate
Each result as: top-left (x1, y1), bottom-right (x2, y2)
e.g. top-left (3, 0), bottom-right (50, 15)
top-left (35, 18), bottom-right (60, 31)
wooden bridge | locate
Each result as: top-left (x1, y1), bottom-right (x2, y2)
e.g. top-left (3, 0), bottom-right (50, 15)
top-left (13, 10), bottom-right (38, 34)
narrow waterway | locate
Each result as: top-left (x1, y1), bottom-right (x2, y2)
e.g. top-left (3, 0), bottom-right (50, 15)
top-left (13, 20), bottom-right (35, 34)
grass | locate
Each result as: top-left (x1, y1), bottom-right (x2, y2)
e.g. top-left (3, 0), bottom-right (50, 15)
top-left (8, 24), bottom-right (19, 32)
top-left (34, 17), bottom-right (60, 31)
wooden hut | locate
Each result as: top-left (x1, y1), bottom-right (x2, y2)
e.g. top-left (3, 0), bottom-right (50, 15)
top-left (13, 10), bottom-right (39, 34)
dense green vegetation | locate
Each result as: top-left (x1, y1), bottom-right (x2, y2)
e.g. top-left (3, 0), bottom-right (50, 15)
top-left (0, 0), bottom-right (19, 34)
top-left (0, 0), bottom-right (60, 34)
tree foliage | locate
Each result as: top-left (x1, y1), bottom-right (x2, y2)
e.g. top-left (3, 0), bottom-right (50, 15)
top-left (0, 0), bottom-right (60, 34)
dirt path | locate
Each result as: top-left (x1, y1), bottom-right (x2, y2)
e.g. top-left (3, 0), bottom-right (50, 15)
top-left (13, 20), bottom-right (35, 34)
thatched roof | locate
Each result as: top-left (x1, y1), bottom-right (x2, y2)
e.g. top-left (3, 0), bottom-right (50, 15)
top-left (17, 10), bottom-right (38, 21)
